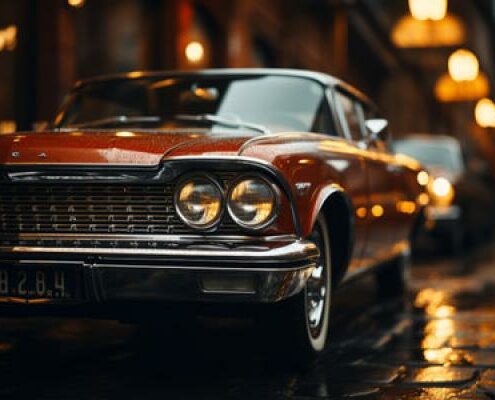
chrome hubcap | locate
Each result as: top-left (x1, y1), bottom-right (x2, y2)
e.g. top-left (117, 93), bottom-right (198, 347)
top-left (306, 227), bottom-right (328, 339)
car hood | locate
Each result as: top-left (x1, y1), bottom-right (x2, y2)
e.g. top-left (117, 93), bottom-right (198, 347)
top-left (0, 130), bottom-right (258, 166)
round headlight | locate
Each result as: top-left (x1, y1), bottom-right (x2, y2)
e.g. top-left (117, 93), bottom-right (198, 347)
top-left (175, 176), bottom-right (223, 229)
top-left (228, 177), bottom-right (278, 229)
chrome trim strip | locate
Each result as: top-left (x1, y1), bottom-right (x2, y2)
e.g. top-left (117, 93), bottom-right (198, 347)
top-left (0, 240), bottom-right (318, 259)
top-left (13, 233), bottom-right (298, 242)
top-left (93, 263), bottom-right (317, 273)
top-left (1, 156), bottom-right (275, 168)
top-left (162, 155), bottom-right (275, 167)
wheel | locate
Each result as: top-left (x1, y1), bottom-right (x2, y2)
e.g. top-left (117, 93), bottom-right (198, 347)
top-left (264, 214), bottom-right (332, 366)
top-left (375, 251), bottom-right (410, 299)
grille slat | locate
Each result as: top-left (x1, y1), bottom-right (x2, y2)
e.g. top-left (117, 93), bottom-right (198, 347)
top-left (0, 181), bottom-right (232, 236)
top-left (0, 176), bottom-right (239, 239)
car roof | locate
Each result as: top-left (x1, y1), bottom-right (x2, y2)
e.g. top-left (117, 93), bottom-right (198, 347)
top-left (74, 68), bottom-right (373, 106)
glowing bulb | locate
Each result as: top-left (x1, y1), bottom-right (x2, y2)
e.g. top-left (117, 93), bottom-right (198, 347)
top-left (432, 177), bottom-right (452, 198)
top-left (409, 0), bottom-right (447, 21)
top-left (371, 205), bottom-right (384, 218)
top-left (356, 207), bottom-right (367, 219)
top-left (448, 49), bottom-right (479, 82)
top-left (418, 193), bottom-right (429, 206)
top-left (68, 0), bottom-right (85, 7)
top-left (417, 170), bottom-right (429, 186)
top-left (185, 41), bottom-right (204, 63)
top-left (475, 98), bottom-right (495, 128)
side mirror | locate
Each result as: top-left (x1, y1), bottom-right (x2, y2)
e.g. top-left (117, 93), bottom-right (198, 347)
top-left (365, 118), bottom-right (388, 142)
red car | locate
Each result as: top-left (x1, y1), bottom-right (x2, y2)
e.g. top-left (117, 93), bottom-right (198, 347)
top-left (0, 69), bottom-right (422, 363)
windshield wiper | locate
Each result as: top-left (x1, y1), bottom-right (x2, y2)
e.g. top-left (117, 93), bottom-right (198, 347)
top-left (174, 114), bottom-right (270, 134)
top-left (64, 115), bottom-right (161, 129)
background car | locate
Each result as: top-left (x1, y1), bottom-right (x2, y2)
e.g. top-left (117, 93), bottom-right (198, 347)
top-left (394, 134), bottom-right (495, 254)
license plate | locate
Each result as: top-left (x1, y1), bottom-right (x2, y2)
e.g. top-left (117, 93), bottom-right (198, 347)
top-left (0, 266), bottom-right (81, 303)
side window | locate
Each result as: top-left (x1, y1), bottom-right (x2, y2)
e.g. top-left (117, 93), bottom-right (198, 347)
top-left (335, 91), bottom-right (364, 142)
top-left (311, 98), bottom-right (338, 136)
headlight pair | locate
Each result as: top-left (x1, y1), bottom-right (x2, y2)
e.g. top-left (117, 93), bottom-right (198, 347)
top-left (175, 175), bottom-right (279, 230)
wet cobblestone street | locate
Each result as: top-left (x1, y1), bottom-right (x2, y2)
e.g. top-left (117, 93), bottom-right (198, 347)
top-left (3, 245), bottom-right (495, 399)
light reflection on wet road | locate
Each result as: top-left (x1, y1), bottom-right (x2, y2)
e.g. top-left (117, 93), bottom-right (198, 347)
top-left (3, 246), bottom-right (495, 398)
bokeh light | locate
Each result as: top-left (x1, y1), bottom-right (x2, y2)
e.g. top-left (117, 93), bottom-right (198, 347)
top-left (448, 49), bottom-right (479, 82)
top-left (475, 98), bottom-right (495, 128)
top-left (409, 0), bottom-right (448, 21)
top-left (185, 41), bottom-right (204, 63)
top-left (68, 0), bottom-right (85, 8)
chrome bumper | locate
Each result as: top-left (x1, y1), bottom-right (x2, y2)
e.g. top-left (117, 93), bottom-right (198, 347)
top-left (0, 237), bottom-right (319, 304)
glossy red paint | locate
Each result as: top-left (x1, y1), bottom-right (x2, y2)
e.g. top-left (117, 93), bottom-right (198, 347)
top-left (0, 128), bottom-right (422, 273)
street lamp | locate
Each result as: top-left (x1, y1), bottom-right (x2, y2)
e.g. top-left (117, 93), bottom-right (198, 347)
top-left (409, 0), bottom-right (448, 21)
top-left (68, 0), bottom-right (85, 8)
top-left (185, 41), bottom-right (204, 64)
top-left (475, 98), bottom-right (495, 128)
top-left (435, 73), bottom-right (489, 102)
top-left (448, 49), bottom-right (479, 82)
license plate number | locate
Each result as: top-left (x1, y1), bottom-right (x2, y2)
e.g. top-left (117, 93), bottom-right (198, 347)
top-left (0, 267), bottom-right (79, 301)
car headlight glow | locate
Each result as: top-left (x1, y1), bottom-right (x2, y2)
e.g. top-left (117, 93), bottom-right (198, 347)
top-left (417, 170), bottom-right (429, 186)
top-left (431, 177), bottom-right (452, 198)
top-left (228, 177), bottom-right (278, 229)
top-left (429, 176), bottom-right (455, 207)
top-left (175, 176), bottom-right (223, 229)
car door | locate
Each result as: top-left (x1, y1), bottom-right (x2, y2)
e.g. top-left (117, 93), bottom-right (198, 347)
top-left (360, 103), bottom-right (406, 263)
top-left (334, 89), bottom-right (397, 267)
top-left (327, 89), bottom-right (368, 272)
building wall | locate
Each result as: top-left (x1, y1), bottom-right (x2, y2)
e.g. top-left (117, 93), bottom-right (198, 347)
top-left (0, 0), bottom-right (485, 144)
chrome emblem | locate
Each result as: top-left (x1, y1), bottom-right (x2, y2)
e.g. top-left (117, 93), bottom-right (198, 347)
top-left (37, 152), bottom-right (47, 159)
top-left (295, 182), bottom-right (312, 196)
top-left (11, 151), bottom-right (20, 158)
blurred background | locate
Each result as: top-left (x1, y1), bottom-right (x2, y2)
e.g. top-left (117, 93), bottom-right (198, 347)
top-left (1, 0), bottom-right (495, 204)
top-left (0, 0), bottom-right (493, 140)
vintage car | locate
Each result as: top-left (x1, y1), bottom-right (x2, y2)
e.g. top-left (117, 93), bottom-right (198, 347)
top-left (0, 69), bottom-right (422, 363)
top-left (395, 134), bottom-right (495, 253)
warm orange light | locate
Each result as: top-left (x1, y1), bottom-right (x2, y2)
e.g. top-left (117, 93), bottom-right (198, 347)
top-left (371, 205), bottom-right (384, 218)
top-left (391, 15), bottom-right (465, 48)
top-left (356, 207), bottom-right (367, 219)
top-left (0, 120), bottom-right (16, 134)
top-left (448, 49), bottom-right (479, 82)
top-left (409, 0), bottom-right (448, 21)
top-left (68, 0), bottom-right (85, 7)
top-left (475, 98), bottom-right (495, 128)
top-left (0, 25), bottom-right (17, 52)
top-left (185, 41), bottom-right (204, 63)
top-left (417, 193), bottom-right (430, 206)
top-left (417, 170), bottom-right (429, 186)
top-left (115, 131), bottom-right (136, 137)
top-left (435, 73), bottom-right (489, 102)
top-left (432, 177), bottom-right (452, 198)
top-left (396, 201), bottom-right (417, 214)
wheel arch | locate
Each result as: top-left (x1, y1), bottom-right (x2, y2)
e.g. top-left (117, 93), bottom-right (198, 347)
top-left (310, 185), bottom-right (355, 286)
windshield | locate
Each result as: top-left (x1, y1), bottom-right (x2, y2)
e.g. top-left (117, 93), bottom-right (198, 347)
top-left (394, 139), bottom-right (464, 175)
top-left (55, 75), bottom-right (328, 133)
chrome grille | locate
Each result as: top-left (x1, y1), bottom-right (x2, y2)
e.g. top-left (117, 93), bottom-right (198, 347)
top-left (0, 179), bottom-right (237, 237)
